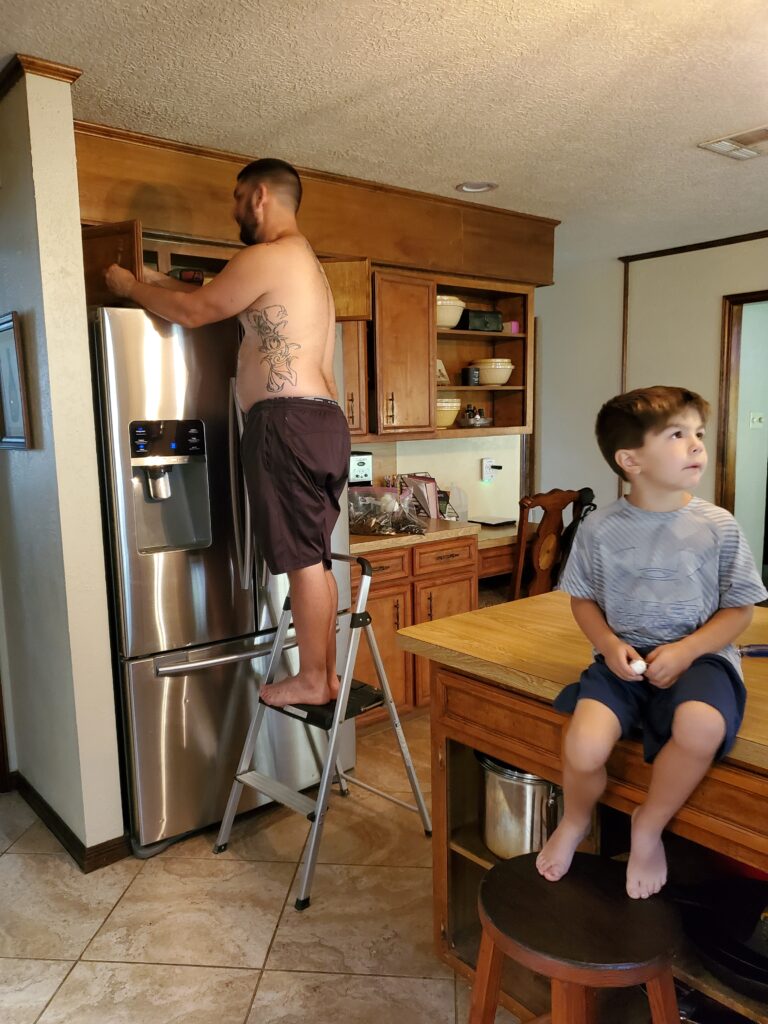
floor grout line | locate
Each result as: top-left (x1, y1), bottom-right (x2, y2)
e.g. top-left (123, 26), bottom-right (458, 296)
top-left (32, 959), bottom-right (79, 1024)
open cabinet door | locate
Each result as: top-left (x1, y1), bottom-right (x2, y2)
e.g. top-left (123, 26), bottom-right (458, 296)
top-left (321, 256), bottom-right (371, 320)
top-left (82, 220), bottom-right (143, 306)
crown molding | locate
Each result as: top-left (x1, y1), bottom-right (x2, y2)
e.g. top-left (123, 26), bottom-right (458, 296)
top-left (0, 53), bottom-right (82, 101)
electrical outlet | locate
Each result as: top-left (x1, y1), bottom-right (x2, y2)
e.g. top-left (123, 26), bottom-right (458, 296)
top-left (481, 458), bottom-right (494, 482)
top-left (749, 411), bottom-right (765, 429)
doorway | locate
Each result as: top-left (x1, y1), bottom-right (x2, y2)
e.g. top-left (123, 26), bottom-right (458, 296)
top-left (717, 291), bottom-right (768, 585)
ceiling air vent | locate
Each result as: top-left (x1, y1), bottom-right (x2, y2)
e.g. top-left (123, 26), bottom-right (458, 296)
top-left (698, 125), bottom-right (768, 160)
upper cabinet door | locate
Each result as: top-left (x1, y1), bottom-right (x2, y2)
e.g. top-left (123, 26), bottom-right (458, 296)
top-left (321, 257), bottom-right (371, 320)
top-left (340, 320), bottom-right (368, 436)
top-left (373, 271), bottom-right (436, 433)
top-left (82, 220), bottom-right (143, 306)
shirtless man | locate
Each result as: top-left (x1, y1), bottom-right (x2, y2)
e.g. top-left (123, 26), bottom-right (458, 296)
top-left (106, 158), bottom-right (351, 707)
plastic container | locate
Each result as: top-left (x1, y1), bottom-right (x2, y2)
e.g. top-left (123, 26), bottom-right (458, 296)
top-left (476, 752), bottom-right (562, 859)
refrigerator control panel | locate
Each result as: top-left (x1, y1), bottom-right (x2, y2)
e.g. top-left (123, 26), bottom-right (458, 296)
top-left (130, 420), bottom-right (206, 458)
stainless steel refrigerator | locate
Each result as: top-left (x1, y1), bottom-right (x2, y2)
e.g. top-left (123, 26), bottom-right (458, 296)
top-left (91, 307), bottom-right (353, 851)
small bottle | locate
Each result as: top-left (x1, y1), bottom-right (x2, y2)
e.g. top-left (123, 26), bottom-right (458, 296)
top-left (477, 407), bottom-right (485, 419)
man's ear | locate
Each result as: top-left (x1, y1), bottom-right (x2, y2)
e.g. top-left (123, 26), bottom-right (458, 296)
top-left (615, 448), bottom-right (642, 477)
top-left (250, 183), bottom-right (267, 214)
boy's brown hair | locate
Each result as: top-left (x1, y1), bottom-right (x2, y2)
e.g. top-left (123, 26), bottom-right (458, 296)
top-left (596, 385), bottom-right (710, 481)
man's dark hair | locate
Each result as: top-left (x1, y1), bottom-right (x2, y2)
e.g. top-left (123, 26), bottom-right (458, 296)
top-left (237, 158), bottom-right (302, 212)
top-left (595, 385), bottom-right (710, 481)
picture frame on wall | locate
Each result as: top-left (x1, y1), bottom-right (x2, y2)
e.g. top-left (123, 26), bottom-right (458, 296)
top-left (0, 312), bottom-right (32, 450)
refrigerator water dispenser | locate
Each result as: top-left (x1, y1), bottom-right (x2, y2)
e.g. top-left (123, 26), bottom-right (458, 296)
top-left (130, 419), bottom-right (212, 552)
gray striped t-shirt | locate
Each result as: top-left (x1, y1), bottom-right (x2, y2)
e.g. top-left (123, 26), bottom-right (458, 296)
top-left (558, 497), bottom-right (768, 675)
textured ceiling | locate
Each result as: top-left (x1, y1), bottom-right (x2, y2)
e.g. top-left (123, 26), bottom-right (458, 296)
top-left (3, 0), bottom-right (767, 263)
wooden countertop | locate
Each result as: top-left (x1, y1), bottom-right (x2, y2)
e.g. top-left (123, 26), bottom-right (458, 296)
top-left (398, 590), bottom-right (768, 773)
top-left (348, 518), bottom-right (480, 553)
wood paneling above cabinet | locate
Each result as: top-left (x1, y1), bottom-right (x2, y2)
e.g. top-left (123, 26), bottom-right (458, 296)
top-left (74, 123), bottom-right (557, 285)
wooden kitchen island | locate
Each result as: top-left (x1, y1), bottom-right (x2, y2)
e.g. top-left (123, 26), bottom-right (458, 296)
top-left (398, 591), bottom-right (768, 1023)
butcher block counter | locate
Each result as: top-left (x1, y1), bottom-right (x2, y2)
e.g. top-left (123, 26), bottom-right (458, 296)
top-left (398, 591), bottom-right (768, 1023)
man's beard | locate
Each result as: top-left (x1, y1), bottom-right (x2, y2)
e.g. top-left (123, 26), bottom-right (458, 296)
top-left (238, 215), bottom-right (260, 246)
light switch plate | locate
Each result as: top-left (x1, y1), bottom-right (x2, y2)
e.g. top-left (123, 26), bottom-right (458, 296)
top-left (749, 411), bottom-right (765, 429)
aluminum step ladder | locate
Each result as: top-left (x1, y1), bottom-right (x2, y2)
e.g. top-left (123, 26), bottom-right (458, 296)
top-left (213, 552), bottom-right (432, 910)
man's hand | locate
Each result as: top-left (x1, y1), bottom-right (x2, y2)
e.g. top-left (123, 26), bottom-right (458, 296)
top-left (602, 637), bottom-right (645, 681)
top-left (645, 640), bottom-right (695, 689)
top-left (105, 264), bottom-right (137, 298)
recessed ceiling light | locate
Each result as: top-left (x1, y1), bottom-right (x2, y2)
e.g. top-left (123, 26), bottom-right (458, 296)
top-left (455, 181), bottom-right (498, 193)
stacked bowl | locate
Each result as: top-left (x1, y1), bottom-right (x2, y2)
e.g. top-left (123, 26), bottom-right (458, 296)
top-left (436, 295), bottom-right (466, 329)
top-left (436, 396), bottom-right (462, 428)
top-left (470, 358), bottom-right (514, 385)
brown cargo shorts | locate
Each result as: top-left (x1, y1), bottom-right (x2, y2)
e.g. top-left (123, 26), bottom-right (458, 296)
top-left (240, 396), bottom-right (351, 574)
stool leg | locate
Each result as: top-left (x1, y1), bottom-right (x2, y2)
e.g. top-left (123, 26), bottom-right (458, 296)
top-left (550, 980), bottom-right (595, 1024)
top-left (469, 928), bottom-right (504, 1024)
top-left (646, 970), bottom-right (679, 1024)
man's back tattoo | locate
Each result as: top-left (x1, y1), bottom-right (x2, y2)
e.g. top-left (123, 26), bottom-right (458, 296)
top-left (248, 305), bottom-right (300, 393)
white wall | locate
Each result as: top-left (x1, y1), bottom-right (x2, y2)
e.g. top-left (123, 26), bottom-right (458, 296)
top-left (395, 434), bottom-right (521, 520)
top-left (0, 72), bottom-right (123, 846)
top-left (734, 302), bottom-right (768, 567)
top-left (535, 258), bottom-right (624, 509)
top-left (626, 238), bottom-right (768, 504)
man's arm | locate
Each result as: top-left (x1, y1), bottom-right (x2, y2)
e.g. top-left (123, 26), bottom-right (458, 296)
top-left (142, 266), bottom-right (200, 293)
top-left (106, 247), bottom-right (269, 327)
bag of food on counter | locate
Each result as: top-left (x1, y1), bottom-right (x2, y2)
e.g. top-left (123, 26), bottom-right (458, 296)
top-left (348, 487), bottom-right (426, 536)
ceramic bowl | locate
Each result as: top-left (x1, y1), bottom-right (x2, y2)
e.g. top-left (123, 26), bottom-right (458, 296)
top-left (435, 396), bottom-right (461, 427)
top-left (471, 361), bottom-right (514, 385)
top-left (436, 295), bottom-right (465, 329)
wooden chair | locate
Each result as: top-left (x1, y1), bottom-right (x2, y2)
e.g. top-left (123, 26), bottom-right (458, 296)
top-left (510, 487), bottom-right (594, 601)
top-left (469, 852), bottom-right (681, 1024)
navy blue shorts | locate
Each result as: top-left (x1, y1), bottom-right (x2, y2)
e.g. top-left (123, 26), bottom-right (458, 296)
top-left (553, 652), bottom-right (746, 763)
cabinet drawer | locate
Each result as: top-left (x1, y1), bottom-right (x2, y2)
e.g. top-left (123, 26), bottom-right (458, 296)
top-left (412, 537), bottom-right (477, 577)
top-left (351, 547), bottom-right (411, 589)
top-left (478, 543), bottom-right (516, 579)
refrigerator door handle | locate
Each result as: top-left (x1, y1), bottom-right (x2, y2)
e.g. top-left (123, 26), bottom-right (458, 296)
top-left (229, 377), bottom-right (253, 590)
top-left (155, 634), bottom-right (299, 676)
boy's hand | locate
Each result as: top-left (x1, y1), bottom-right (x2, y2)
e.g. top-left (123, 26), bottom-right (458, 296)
top-left (603, 638), bottom-right (646, 681)
top-left (645, 641), bottom-right (694, 688)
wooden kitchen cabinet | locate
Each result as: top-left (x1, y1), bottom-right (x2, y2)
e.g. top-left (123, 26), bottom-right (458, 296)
top-left (341, 320), bottom-right (368, 436)
top-left (350, 534), bottom-right (478, 721)
top-left (83, 221), bottom-right (371, 319)
top-left (372, 271), bottom-right (436, 434)
top-left (351, 582), bottom-right (414, 713)
top-left (413, 572), bottom-right (477, 705)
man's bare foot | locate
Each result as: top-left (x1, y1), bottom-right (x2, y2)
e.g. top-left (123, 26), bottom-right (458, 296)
top-left (536, 819), bottom-right (589, 882)
top-left (260, 674), bottom-right (332, 707)
top-left (626, 809), bottom-right (667, 899)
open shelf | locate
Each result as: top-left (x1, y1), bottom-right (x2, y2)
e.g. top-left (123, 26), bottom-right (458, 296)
top-left (437, 328), bottom-right (526, 340)
top-left (437, 385), bottom-right (524, 391)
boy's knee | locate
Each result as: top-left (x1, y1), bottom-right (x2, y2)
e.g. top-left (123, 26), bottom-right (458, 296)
top-left (564, 724), bottom-right (613, 773)
top-left (672, 701), bottom-right (726, 757)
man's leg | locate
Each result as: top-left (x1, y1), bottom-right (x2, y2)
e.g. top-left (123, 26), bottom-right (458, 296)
top-left (325, 568), bottom-right (340, 698)
top-left (537, 699), bottom-right (621, 881)
top-left (260, 562), bottom-right (335, 706)
top-left (627, 700), bottom-right (725, 899)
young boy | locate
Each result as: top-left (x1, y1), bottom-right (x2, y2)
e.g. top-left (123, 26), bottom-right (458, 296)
top-left (536, 385), bottom-right (767, 899)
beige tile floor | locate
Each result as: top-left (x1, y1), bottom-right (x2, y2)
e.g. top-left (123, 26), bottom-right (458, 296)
top-left (0, 713), bottom-right (517, 1024)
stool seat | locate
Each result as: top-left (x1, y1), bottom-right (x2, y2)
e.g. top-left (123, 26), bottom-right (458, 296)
top-left (470, 853), bottom-right (682, 1023)
top-left (479, 852), bottom-right (681, 982)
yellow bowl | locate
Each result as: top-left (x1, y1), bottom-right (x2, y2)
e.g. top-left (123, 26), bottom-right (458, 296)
top-left (436, 407), bottom-right (460, 428)
top-left (477, 365), bottom-right (514, 385)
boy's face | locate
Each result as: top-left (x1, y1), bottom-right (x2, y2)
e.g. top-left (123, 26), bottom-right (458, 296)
top-left (619, 406), bottom-right (707, 490)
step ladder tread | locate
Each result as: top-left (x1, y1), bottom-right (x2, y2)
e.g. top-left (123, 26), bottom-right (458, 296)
top-left (236, 770), bottom-right (316, 817)
top-left (259, 679), bottom-right (384, 729)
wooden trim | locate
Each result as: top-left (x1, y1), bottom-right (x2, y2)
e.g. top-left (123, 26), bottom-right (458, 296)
top-left (73, 120), bottom-right (559, 227)
top-left (620, 259), bottom-right (629, 392)
top-left (12, 772), bottom-right (130, 872)
top-left (716, 289), bottom-right (768, 511)
top-left (620, 229), bottom-right (768, 264)
top-left (0, 677), bottom-right (9, 792)
top-left (0, 54), bottom-right (82, 100)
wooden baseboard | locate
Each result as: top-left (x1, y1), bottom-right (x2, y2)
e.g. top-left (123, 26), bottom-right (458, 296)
top-left (9, 771), bottom-right (130, 872)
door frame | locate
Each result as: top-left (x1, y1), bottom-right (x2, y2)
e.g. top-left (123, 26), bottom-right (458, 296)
top-left (716, 289), bottom-right (768, 512)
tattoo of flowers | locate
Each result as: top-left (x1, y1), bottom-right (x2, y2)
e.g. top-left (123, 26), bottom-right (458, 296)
top-left (249, 305), bottom-right (300, 393)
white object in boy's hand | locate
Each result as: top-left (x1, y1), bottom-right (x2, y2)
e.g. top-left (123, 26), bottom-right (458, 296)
top-left (630, 658), bottom-right (647, 676)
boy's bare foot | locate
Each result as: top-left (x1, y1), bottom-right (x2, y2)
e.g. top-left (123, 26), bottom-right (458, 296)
top-left (626, 808), bottom-right (667, 899)
top-left (261, 674), bottom-right (332, 707)
top-left (536, 819), bottom-right (589, 881)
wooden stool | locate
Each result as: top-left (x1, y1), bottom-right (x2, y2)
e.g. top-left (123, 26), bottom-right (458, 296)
top-left (469, 852), bottom-right (681, 1024)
